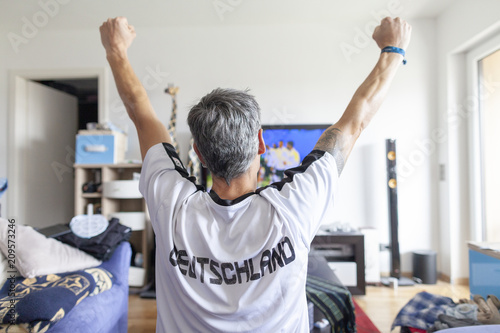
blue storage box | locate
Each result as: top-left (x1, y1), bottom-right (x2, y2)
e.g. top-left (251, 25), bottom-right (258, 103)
top-left (75, 130), bottom-right (127, 165)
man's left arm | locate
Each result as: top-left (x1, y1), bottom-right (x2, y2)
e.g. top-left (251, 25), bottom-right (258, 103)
top-left (100, 17), bottom-right (171, 160)
top-left (314, 17), bottom-right (411, 174)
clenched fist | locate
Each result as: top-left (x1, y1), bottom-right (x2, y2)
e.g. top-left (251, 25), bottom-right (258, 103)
top-left (100, 17), bottom-right (136, 58)
top-left (372, 17), bottom-right (411, 50)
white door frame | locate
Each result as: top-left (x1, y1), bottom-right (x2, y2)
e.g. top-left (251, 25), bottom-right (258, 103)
top-left (7, 67), bottom-right (109, 220)
top-left (466, 34), bottom-right (500, 242)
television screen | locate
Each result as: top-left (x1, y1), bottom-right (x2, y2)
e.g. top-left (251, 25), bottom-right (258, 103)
top-left (258, 124), bottom-right (330, 187)
top-left (202, 124), bottom-right (330, 190)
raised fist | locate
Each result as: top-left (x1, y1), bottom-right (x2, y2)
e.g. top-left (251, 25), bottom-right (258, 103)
top-left (372, 17), bottom-right (411, 50)
top-left (100, 17), bottom-right (136, 57)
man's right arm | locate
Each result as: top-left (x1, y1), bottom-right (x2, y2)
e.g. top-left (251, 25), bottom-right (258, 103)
top-left (100, 17), bottom-right (171, 160)
top-left (314, 17), bottom-right (412, 174)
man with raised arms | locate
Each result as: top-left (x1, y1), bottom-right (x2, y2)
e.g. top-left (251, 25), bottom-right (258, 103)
top-left (100, 16), bottom-right (411, 332)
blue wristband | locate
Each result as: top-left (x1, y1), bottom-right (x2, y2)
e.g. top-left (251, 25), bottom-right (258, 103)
top-left (381, 46), bottom-right (407, 65)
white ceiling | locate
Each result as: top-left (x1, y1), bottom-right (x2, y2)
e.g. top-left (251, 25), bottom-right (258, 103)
top-left (0, 0), bottom-right (458, 31)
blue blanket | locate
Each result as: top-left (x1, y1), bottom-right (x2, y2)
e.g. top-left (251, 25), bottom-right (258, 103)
top-left (391, 291), bottom-right (456, 330)
top-left (0, 268), bottom-right (113, 333)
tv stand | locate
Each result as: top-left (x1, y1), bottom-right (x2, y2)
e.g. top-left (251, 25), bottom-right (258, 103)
top-left (311, 232), bottom-right (365, 295)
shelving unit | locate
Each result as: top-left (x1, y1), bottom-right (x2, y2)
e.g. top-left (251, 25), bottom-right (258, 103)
top-left (74, 163), bottom-right (152, 288)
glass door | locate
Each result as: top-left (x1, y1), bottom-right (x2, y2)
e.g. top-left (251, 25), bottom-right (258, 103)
top-left (466, 33), bottom-right (500, 243)
top-left (478, 49), bottom-right (500, 242)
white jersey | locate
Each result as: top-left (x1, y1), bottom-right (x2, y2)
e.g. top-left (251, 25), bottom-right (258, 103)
top-left (139, 143), bottom-right (338, 333)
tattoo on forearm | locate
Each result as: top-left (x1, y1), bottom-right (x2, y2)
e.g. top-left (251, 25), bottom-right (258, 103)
top-left (315, 127), bottom-right (341, 152)
top-left (314, 127), bottom-right (345, 176)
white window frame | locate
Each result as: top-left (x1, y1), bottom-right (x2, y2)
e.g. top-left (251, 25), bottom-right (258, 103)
top-left (466, 34), bottom-right (500, 242)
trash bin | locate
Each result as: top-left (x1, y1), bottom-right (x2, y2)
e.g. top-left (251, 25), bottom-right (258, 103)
top-left (413, 250), bottom-right (437, 284)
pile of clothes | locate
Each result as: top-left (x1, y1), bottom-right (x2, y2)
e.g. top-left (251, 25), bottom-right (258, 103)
top-left (392, 291), bottom-right (500, 332)
top-left (56, 217), bottom-right (131, 261)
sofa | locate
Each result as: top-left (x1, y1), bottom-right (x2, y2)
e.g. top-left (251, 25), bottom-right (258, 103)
top-left (438, 325), bottom-right (500, 332)
top-left (307, 253), bottom-right (355, 333)
top-left (0, 217), bottom-right (132, 332)
top-left (48, 241), bottom-right (131, 333)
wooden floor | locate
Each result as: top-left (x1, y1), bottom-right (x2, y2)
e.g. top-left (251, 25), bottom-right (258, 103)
top-left (354, 281), bottom-right (470, 333)
top-left (128, 281), bottom-right (470, 333)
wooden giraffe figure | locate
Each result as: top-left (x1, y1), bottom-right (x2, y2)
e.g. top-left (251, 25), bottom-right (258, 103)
top-left (187, 137), bottom-right (202, 181)
top-left (165, 84), bottom-right (180, 154)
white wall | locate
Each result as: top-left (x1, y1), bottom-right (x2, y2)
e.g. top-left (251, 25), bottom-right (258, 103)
top-left (0, 33), bottom-right (7, 217)
top-left (437, 0), bottom-right (500, 280)
top-left (0, 3), bottom-right (439, 274)
top-left (334, 18), bottom-right (439, 273)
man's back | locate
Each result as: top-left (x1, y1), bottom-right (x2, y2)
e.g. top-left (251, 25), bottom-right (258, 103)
top-left (140, 143), bottom-right (338, 332)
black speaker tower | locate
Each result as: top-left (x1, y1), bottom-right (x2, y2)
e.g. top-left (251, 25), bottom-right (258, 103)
top-left (381, 139), bottom-right (414, 286)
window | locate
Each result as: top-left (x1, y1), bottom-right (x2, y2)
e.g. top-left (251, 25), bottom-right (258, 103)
top-left (467, 34), bottom-right (500, 242)
top-left (478, 49), bottom-right (500, 242)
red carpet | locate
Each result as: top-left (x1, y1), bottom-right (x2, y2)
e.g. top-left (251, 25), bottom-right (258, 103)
top-left (353, 299), bottom-right (381, 333)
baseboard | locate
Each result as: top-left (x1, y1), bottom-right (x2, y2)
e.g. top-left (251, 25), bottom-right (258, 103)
top-left (454, 277), bottom-right (469, 286)
top-left (378, 272), bottom-right (469, 286)
top-left (380, 271), bottom-right (413, 279)
top-left (438, 273), bottom-right (469, 286)
top-left (439, 272), bottom-right (451, 283)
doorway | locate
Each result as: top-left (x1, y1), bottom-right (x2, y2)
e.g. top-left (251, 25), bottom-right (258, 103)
top-left (37, 78), bottom-right (99, 130)
top-left (7, 68), bottom-right (108, 228)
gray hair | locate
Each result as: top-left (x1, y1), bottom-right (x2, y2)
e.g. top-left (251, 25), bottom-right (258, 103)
top-left (187, 88), bottom-right (261, 185)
